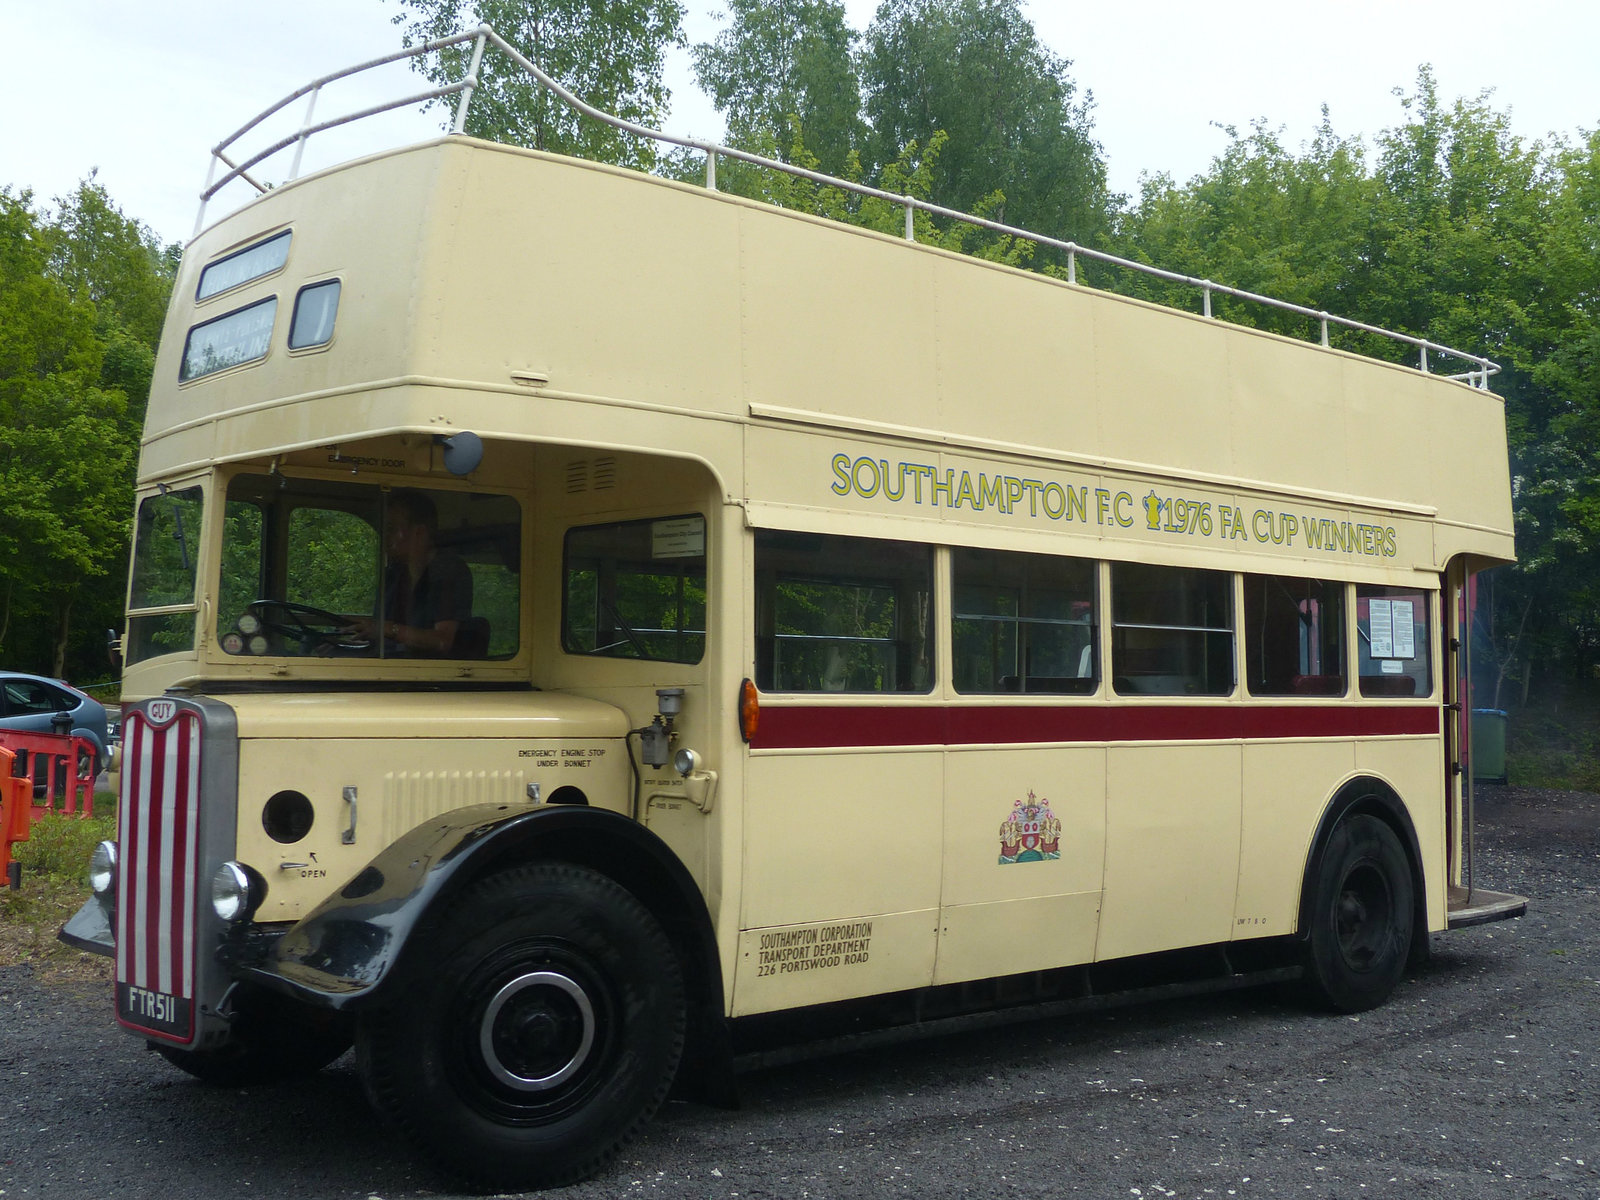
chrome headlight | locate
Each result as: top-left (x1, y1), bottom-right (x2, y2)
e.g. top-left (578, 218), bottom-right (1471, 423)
top-left (89, 840), bottom-right (118, 896)
top-left (210, 861), bottom-right (266, 923)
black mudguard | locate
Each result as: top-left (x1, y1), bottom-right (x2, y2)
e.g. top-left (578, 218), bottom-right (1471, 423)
top-left (242, 803), bottom-right (717, 1012)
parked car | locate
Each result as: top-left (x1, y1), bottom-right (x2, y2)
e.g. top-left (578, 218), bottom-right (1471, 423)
top-left (0, 672), bottom-right (111, 778)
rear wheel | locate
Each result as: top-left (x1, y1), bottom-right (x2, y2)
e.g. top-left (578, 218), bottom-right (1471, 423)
top-left (357, 863), bottom-right (685, 1190)
top-left (1302, 814), bottom-right (1415, 1012)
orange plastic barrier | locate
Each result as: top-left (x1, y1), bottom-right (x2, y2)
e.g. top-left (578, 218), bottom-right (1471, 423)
top-left (1, 746), bottom-right (31, 884)
top-left (0, 730), bottom-right (96, 818)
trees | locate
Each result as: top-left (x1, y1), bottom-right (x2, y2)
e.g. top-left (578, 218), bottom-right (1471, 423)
top-left (693, 0), bottom-right (863, 176)
top-left (387, 0), bottom-right (685, 169)
top-left (1114, 72), bottom-right (1600, 691)
top-left (859, 0), bottom-right (1110, 246)
top-left (0, 183), bottom-right (168, 680)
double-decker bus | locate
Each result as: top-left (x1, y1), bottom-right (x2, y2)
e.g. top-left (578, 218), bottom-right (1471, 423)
top-left (63, 29), bottom-right (1525, 1189)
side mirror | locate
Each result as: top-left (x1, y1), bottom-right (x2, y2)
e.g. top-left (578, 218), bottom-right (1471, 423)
top-left (436, 431), bottom-right (484, 476)
top-left (107, 629), bottom-right (123, 672)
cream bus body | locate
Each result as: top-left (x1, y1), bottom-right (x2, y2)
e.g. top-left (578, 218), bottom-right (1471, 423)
top-left (88, 131), bottom-right (1519, 1187)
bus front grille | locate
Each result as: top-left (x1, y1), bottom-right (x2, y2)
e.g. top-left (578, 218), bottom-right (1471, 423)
top-left (115, 707), bottom-right (203, 1043)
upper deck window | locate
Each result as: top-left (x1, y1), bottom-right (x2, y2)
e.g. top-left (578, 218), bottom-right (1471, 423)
top-left (181, 297), bottom-right (277, 382)
top-left (562, 517), bottom-right (707, 664)
top-left (289, 280), bottom-right (341, 349)
top-left (196, 230), bottom-right (291, 301)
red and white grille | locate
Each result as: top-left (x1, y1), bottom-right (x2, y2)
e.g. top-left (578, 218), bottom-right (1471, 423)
top-left (115, 705), bottom-right (203, 1042)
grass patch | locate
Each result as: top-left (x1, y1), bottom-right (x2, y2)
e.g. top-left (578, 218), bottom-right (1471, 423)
top-left (1506, 681), bottom-right (1600, 793)
top-left (2, 811), bottom-right (116, 982)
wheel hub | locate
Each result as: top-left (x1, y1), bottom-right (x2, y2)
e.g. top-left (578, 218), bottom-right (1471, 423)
top-left (1335, 863), bottom-right (1392, 970)
top-left (479, 971), bottom-right (596, 1092)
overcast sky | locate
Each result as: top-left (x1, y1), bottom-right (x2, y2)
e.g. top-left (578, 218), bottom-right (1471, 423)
top-left (2, 0), bottom-right (1596, 248)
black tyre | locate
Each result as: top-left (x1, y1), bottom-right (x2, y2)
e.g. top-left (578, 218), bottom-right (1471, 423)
top-left (155, 995), bottom-right (351, 1086)
top-left (356, 863), bottom-right (686, 1190)
top-left (1301, 814), bottom-right (1415, 1013)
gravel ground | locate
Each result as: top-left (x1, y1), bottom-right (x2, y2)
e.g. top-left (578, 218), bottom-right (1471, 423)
top-left (2, 783), bottom-right (1596, 1199)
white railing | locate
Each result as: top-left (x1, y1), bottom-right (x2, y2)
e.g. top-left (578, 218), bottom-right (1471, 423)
top-left (199, 26), bottom-right (1501, 388)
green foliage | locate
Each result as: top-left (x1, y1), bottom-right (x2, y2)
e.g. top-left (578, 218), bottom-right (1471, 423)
top-left (388, 0), bottom-right (686, 169)
top-left (12, 811), bottom-right (116, 883)
top-left (286, 508), bottom-right (379, 615)
top-left (0, 182), bottom-right (172, 679)
top-left (860, 0), bottom-right (1110, 247)
top-left (1114, 70), bottom-right (1600, 699)
top-left (1506, 680), bottom-right (1600, 793)
top-left (693, 0), bottom-right (863, 175)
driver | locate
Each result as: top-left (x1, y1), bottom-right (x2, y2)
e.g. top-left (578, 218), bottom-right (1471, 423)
top-left (347, 490), bottom-right (472, 656)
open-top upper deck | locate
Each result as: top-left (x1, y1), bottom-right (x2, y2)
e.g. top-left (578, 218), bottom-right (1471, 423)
top-left (145, 30), bottom-right (1513, 586)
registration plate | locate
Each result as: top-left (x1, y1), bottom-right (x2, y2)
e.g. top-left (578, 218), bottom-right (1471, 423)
top-left (117, 983), bottom-right (192, 1040)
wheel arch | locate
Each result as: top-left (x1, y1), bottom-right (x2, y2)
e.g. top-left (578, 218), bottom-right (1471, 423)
top-left (472, 814), bottom-right (737, 1108)
top-left (1296, 775), bottom-right (1429, 962)
top-left (245, 803), bottom-right (735, 1105)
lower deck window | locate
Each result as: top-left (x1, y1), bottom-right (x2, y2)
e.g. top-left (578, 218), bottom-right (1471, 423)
top-left (1244, 575), bottom-right (1347, 696)
top-left (755, 531), bottom-right (932, 693)
top-left (953, 548), bottom-right (1096, 693)
top-left (1112, 563), bottom-right (1234, 696)
top-left (1357, 586), bottom-right (1432, 697)
top-left (563, 516), bottom-right (707, 663)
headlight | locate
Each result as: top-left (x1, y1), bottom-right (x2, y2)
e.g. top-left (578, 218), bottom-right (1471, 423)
top-left (89, 840), bottom-right (117, 896)
top-left (211, 861), bottom-right (266, 923)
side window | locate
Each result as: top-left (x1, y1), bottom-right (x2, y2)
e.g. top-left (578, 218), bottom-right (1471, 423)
top-left (2, 680), bottom-right (69, 716)
top-left (1111, 563), bottom-right (1234, 696)
top-left (1357, 586), bottom-right (1433, 697)
top-left (952, 548), bottom-right (1097, 694)
top-left (1244, 575), bottom-right (1347, 696)
top-left (127, 486), bottom-right (205, 665)
top-left (563, 516), bottom-right (706, 663)
top-left (289, 280), bottom-right (341, 349)
top-left (755, 531), bottom-right (932, 693)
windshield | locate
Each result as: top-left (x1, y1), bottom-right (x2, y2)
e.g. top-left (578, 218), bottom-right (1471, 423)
top-left (217, 474), bottom-right (520, 660)
top-left (126, 485), bottom-right (205, 664)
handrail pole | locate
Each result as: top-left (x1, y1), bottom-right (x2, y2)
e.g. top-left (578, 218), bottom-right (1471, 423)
top-left (1320, 314), bottom-right (1330, 348)
top-left (904, 199), bottom-right (915, 241)
top-left (1203, 284), bottom-right (1213, 318)
top-left (1067, 245), bottom-right (1076, 285)
top-left (288, 84), bottom-right (322, 180)
top-left (705, 149), bottom-right (717, 191)
top-left (451, 29), bottom-right (488, 134)
top-left (1421, 344), bottom-right (1429, 373)
top-left (194, 155), bottom-right (219, 238)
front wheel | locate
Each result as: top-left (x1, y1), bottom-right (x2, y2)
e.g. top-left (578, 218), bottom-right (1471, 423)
top-left (357, 863), bottom-right (685, 1190)
top-left (1301, 814), bottom-right (1415, 1013)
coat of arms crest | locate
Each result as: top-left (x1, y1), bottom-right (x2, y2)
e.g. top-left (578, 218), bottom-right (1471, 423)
top-left (998, 790), bottom-right (1061, 864)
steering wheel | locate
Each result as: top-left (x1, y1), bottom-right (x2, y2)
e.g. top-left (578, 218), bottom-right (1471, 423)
top-left (245, 600), bottom-right (366, 652)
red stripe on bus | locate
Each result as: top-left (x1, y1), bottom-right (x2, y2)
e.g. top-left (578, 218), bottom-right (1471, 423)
top-left (169, 719), bottom-right (194, 1001)
top-left (142, 721), bottom-right (167, 991)
top-left (749, 703), bottom-right (1441, 750)
top-left (179, 715), bottom-right (201, 1006)
top-left (115, 717), bottom-right (140, 986)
